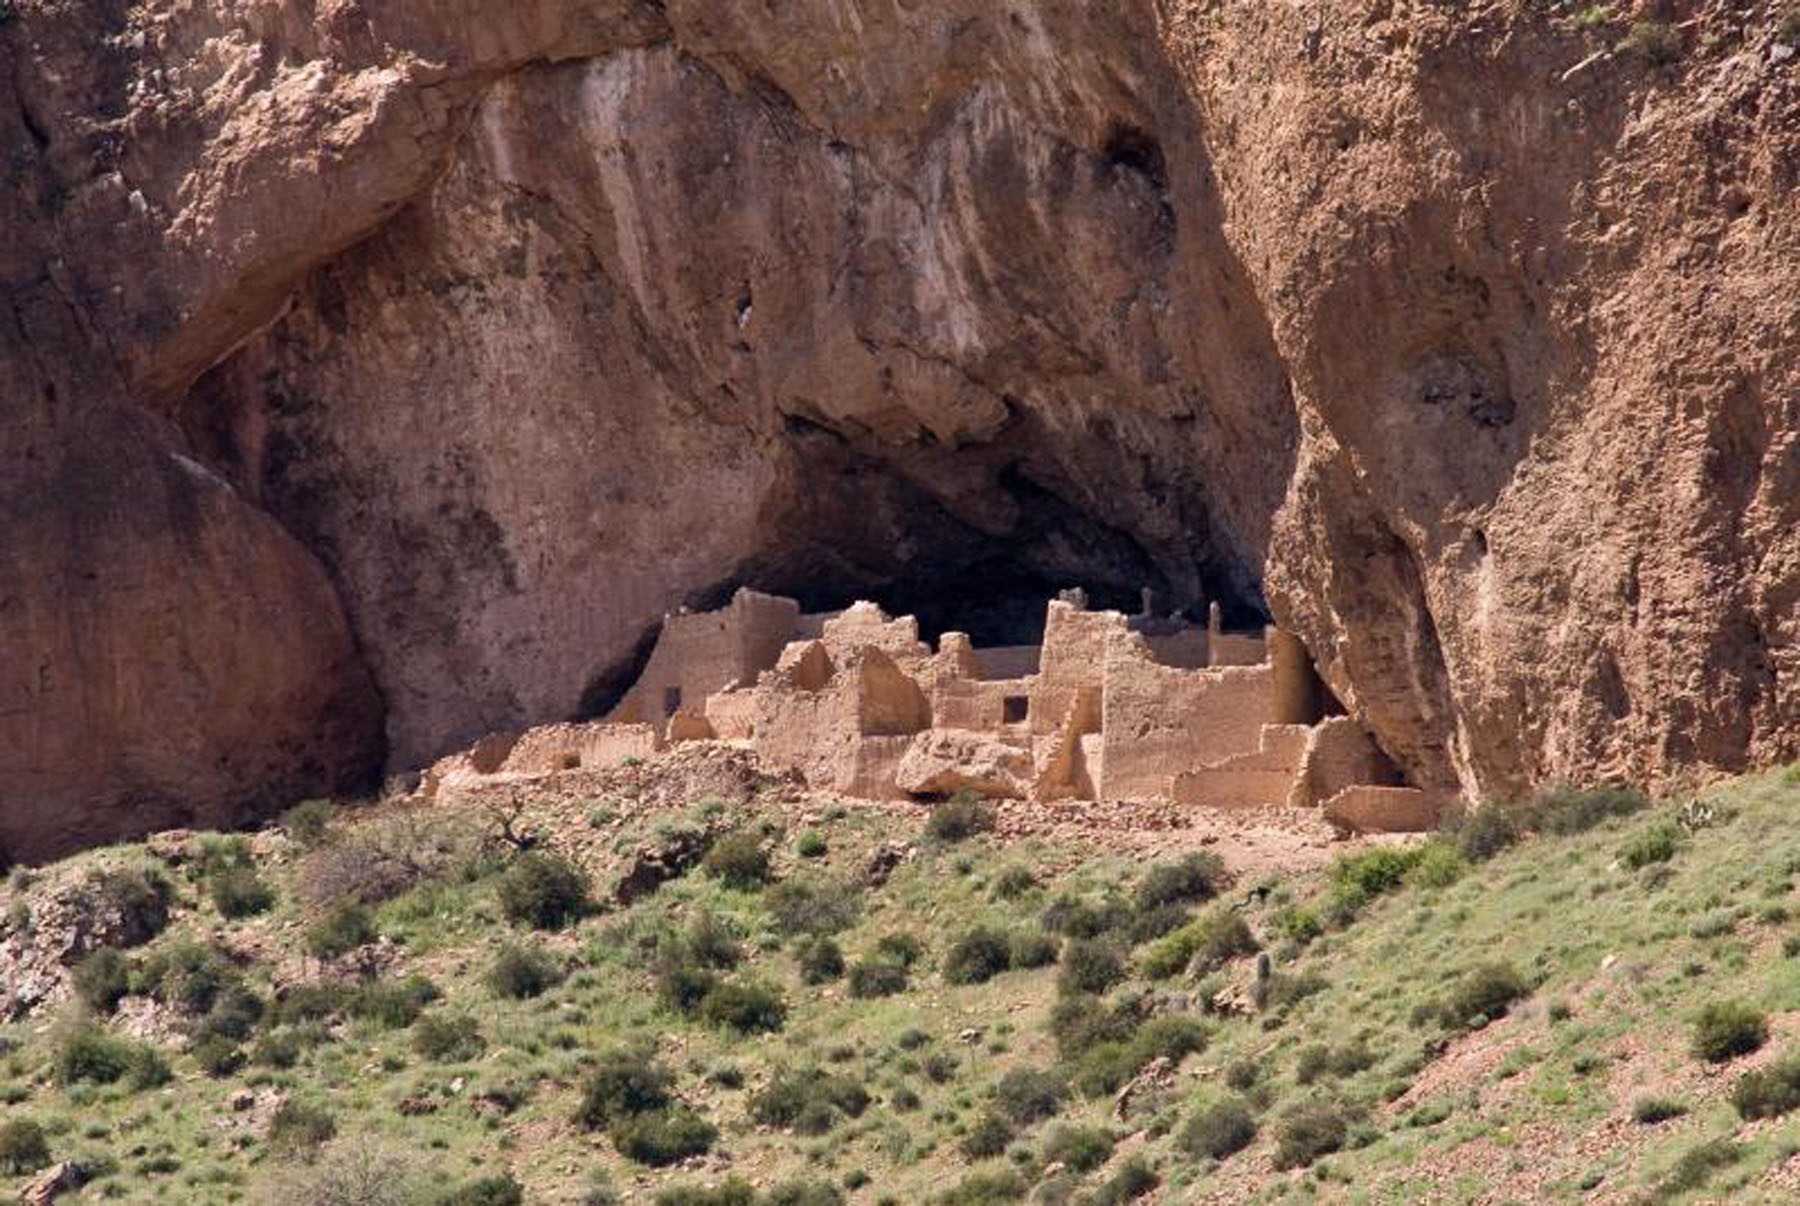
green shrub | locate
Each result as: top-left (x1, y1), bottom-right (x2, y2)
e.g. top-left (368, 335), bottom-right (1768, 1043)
top-left (439, 1175), bottom-right (525, 1206)
top-left (306, 903), bottom-right (375, 960)
top-left (128, 1043), bottom-right (173, 1088)
top-left (1782, 6), bottom-right (1800, 44)
top-left (766, 875), bottom-right (860, 937)
top-left (267, 1101), bottom-right (338, 1159)
top-left (1277, 907), bottom-right (1323, 945)
top-left (1139, 910), bottom-right (1257, 978)
top-left (1041, 894), bottom-right (1131, 939)
top-left (848, 959), bottom-right (908, 999)
top-left (1692, 1001), bottom-right (1768, 1063)
top-left (992, 1065), bottom-right (1066, 1126)
top-left (574, 1047), bottom-right (675, 1130)
top-left (252, 1029), bottom-right (304, 1069)
top-left (1058, 939), bottom-right (1126, 996)
top-left (1328, 846), bottom-right (1426, 917)
top-left (487, 942), bottom-right (564, 999)
top-left (1125, 902), bottom-right (1194, 944)
top-left (72, 947), bottom-right (132, 1014)
top-left (1515, 783), bottom-right (1647, 835)
top-left (1426, 961), bottom-right (1530, 1030)
top-left (1654, 1138), bottom-right (1741, 1198)
top-left (653, 1182), bottom-right (756, 1206)
top-left (796, 937), bottom-right (845, 984)
top-left (1442, 804), bottom-right (1520, 862)
top-left (196, 982), bottom-right (266, 1042)
top-left (209, 867), bottom-right (275, 918)
top-left (673, 912), bottom-right (743, 971)
top-left (930, 1169), bottom-right (1027, 1205)
top-left (795, 830), bottom-right (829, 859)
top-left (0, 1118), bottom-right (50, 1175)
top-left (1008, 930), bottom-right (1058, 969)
top-left (1041, 1123), bottom-right (1114, 1172)
top-left (496, 852), bottom-right (591, 929)
top-left (945, 927), bottom-right (1014, 985)
top-left (283, 799), bottom-right (338, 848)
top-left (1618, 821), bottom-right (1683, 870)
top-left (1619, 19), bottom-right (1681, 64)
top-left (1730, 1055), bottom-right (1800, 1119)
top-left (1182, 1097), bottom-right (1256, 1160)
top-left (750, 1068), bottom-right (871, 1135)
top-left (1631, 1095), bottom-right (1688, 1124)
top-left (925, 793), bottom-right (997, 843)
top-left (959, 1111), bottom-right (1014, 1159)
top-left (1404, 840), bottom-right (1467, 888)
top-left (992, 865), bottom-right (1039, 900)
top-left (412, 1013), bottom-right (486, 1062)
top-left (1085, 1156), bottom-right (1158, 1204)
top-left (764, 1181), bottom-right (844, 1206)
top-left (698, 981), bottom-right (787, 1033)
top-left (1271, 1100), bottom-right (1349, 1170)
top-left (1048, 994), bottom-right (1139, 1061)
top-left (611, 1107), bottom-right (716, 1166)
top-left (1135, 852), bottom-right (1226, 910)
top-left (192, 1035), bottom-right (245, 1077)
top-left (1295, 1041), bottom-right (1375, 1085)
top-left (346, 975), bottom-right (439, 1028)
top-left (873, 932), bottom-right (924, 966)
top-left (1132, 1014), bottom-right (1208, 1064)
top-left (88, 865), bottom-right (175, 946)
top-left (54, 1023), bottom-right (137, 1085)
top-left (702, 832), bottom-right (772, 890)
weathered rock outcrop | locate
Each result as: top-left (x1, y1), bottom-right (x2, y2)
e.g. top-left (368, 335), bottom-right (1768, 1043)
top-left (2, 0), bottom-right (1796, 857)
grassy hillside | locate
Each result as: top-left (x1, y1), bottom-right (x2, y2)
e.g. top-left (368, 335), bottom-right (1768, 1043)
top-left (2, 757), bottom-right (1800, 1204)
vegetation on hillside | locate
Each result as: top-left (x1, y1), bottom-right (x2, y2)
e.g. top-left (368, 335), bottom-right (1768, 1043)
top-left (1, 768), bottom-right (1800, 1201)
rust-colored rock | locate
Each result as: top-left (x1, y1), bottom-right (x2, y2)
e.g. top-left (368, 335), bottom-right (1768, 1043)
top-left (3, 1), bottom-right (1797, 854)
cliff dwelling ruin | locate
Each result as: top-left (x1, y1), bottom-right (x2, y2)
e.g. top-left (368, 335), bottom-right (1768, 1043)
top-left (425, 589), bottom-right (1443, 836)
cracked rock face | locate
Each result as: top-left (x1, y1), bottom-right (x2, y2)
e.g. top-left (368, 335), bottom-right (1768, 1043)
top-left (2, 0), bottom-right (1797, 859)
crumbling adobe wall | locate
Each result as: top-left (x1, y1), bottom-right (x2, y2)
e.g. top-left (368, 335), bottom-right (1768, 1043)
top-left (1101, 662), bottom-right (1274, 801)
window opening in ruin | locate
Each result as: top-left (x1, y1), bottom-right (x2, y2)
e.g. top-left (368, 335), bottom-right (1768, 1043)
top-left (663, 686), bottom-right (682, 717)
top-left (1003, 695), bottom-right (1029, 724)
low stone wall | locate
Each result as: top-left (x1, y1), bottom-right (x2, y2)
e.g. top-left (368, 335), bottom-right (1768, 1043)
top-left (1322, 786), bottom-right (1443, 833)
top-left (1289, 717), bottom-right (1403, 809)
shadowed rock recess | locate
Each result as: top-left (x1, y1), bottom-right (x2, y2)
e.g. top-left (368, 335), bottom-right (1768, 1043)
top-left (2, 1), bottom-right (1796, 859)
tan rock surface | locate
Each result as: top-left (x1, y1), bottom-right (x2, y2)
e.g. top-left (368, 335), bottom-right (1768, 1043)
top-left (2, 1), bottom-right (1797, 855)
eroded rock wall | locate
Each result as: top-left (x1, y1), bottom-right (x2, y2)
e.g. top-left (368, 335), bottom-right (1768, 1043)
top-left (2, 0), bottom-right (1796, 856)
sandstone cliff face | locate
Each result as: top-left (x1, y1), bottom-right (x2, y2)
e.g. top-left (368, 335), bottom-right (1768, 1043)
top-left (2, 0), bottom-right (1796, 857)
